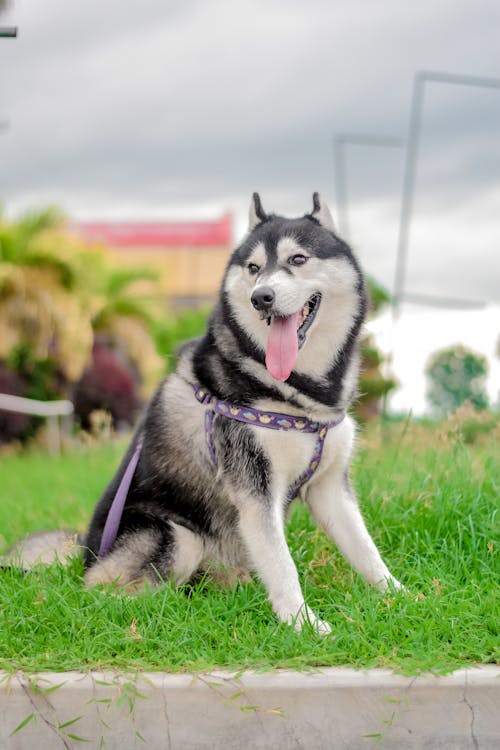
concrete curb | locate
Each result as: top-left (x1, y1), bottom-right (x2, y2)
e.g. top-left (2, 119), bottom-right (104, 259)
top-left (1, 666), bottom-right (498, 749)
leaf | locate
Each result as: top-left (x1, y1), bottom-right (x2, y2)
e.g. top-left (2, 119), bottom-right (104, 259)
top-left (10, 712), bottom-right (36, 736)
top-left (265, 707), bottom-right (286, 718)
top-left (382, 711), bottom-right (396, 726)
top-left (116, 693), bottom-right (133, 711)
top-left (65, 732), bottom-right (91, 742)
top-left (231, 668), bottom-right (246, 680)
top-left (124, 686), bottom-right (148, 700)
top-left (31, 680), bottom-right (66, 695)
top-left (57, 715), bottom-right (83, 729)
top-left (85, 697), bottom-right (112, 706)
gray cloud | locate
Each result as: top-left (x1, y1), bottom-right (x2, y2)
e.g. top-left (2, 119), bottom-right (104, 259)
top-left (1, 0), bottom-right (499, 301)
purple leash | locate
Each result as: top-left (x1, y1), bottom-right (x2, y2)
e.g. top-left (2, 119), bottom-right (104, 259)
top-left (98, 440), bottom-right (143, 558)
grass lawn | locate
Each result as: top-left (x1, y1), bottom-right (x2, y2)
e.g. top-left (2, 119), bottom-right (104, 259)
top-left (0, 415), bottom-right (498, 675)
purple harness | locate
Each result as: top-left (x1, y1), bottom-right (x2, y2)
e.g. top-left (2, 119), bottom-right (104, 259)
top-left (191, 383), bottom-right (344, 502)
top-left (98, 382), bottom-right (344, 557)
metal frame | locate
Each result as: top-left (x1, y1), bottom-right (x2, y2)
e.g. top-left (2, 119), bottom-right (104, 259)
top-left (393, 70), bottom-right (500, 316)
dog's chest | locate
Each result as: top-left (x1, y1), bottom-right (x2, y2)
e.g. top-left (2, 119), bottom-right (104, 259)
top-left (250, 408), bottom-right (353, 496)
top-left (250, 421), bottom-right (320, 488)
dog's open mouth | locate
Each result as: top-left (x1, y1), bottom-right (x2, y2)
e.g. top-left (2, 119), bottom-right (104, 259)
top-left (264, 293), bottom-right (321, 382)
top-left (297, 292), bottom-right (322, 347)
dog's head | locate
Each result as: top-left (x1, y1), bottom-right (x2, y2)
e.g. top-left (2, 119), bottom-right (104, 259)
top-left (223, 194), bottom-right (366, 382)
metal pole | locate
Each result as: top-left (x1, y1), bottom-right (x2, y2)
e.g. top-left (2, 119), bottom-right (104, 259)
top-left (392, 73), bottom-right (425, 317)
top-left (422, 70), bottom-right (500, 90)
top-left (46, 415), bottom-right (60, 455)
top-left (393, 70), bottom-right (500, 318)
top-left (402, 292), bottom-right (488, 309)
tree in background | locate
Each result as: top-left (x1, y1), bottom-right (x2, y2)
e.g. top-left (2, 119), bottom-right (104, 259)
top-left (0, 207), bottom-right (94, 386)
top-left (426, 344), bottom-right (489, 415)
top-left (357, 277), bottom-right (397, 421)
top-left (0, 208), bottom-right (165, 438)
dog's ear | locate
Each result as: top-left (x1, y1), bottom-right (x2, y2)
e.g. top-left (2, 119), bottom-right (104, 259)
top-left (310, 192), bottom-right (336, 232)
top-left (248, 193), bottom-right (268, 231)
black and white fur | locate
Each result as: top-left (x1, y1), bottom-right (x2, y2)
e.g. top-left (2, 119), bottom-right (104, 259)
top-left (84, 194), bottom-right (402, 634)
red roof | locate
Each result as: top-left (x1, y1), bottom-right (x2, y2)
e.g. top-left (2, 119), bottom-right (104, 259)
top-left (73, 213), bottom-right (232, 248)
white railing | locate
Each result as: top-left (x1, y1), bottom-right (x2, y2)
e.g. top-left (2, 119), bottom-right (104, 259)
top-left (0, 393), bottom-right (74, 454)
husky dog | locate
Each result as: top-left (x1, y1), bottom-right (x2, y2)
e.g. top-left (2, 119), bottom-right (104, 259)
top-left (82, 193), bottom-right (401, 633)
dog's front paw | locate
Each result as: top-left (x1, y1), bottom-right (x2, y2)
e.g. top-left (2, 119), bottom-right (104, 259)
top-left (309, 616), bottom-right (333, 637)
top-left (291, 604), bottom-right (332, 636)
top-left (390, 578), bottom-right (404, 591)
top-left (375, 575), bottom-right (404, 592)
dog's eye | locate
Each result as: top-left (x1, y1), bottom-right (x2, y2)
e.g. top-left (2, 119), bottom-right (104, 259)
top-left (288, 254), bottom-right (308, 266)
top-left (247, 263), bottom-right (260, 276)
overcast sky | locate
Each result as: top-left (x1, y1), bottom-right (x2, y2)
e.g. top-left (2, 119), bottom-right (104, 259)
top-left (1, 0), bottom-right (499, 304)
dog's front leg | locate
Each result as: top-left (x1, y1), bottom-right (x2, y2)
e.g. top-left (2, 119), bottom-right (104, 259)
top-left (235, 496), bottom-right (331, 634)
top-left (307, 469), bottom-right (402, 591)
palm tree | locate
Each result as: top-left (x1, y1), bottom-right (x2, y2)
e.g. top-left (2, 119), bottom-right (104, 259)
top-left (357, 277), bottom-right (397, 420)
top-left (89, 266), bottom-right (166, 396)
top-left (0, 208), bottom-right (93, 383)
top-left (0, 208), bottom-right (166, 401)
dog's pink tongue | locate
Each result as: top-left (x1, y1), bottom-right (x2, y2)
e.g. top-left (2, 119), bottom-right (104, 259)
top-left (265, 312), bottom-right (300, 381)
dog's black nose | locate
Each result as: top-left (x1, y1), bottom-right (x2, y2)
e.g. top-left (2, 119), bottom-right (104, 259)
top-left (251, 286), bottom-right (275, 311)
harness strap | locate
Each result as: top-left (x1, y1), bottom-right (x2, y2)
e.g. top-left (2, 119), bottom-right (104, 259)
top-left (192, 382), bottom-right (344, 501)
top-left (287, 425), bottom-right (330, 501)
top-left (192, 383), bottom-right (340, 432)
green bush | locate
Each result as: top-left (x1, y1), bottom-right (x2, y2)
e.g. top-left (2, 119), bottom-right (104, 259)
top-left (426, 345), bottom-right (489, 415)
top-left (152, 307), bottom-right (211, 371)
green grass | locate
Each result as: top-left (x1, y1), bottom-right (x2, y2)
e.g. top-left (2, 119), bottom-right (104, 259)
top-left (0, 418), bottom-right (498, 675)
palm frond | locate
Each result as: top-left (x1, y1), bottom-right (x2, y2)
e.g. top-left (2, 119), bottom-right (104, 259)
top-left (0, 263), bottom-right (24, 298)
top-left (93, 297), bottom-right (155, 330)
top-left (105, 268), bottom-right (159, 297)
top-left (22, 251), bottom-right (78, 289)
top-left (18, 207), bottom-right (66, 238)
